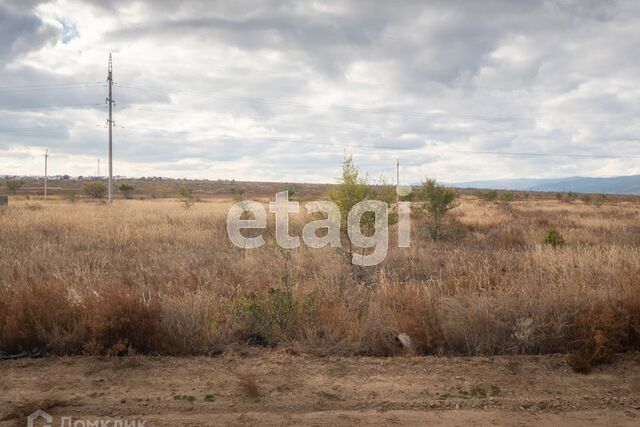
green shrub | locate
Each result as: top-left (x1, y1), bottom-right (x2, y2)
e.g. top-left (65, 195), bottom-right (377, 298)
top-left (119, 183), bottom-right (135, 199)
top-left (417, 179), bottom-right (458, 239)
top-left (65, 190), bottom-right (79, 203)
top-left (565, 192), bottom-right (578, 202)
top-left (543, 228), bottom-right (566, 248)
top-left (234, 288), bottom-right (296, 346)
top-left (592, 193), bottom-right (607, 207)
top-left (478, 190), bottom-right (498, 201)
top-left (231, 187), bottom-right (246, 202)
top-left (178, 186), bottom-right (194, 208)
top-left (5, 180), bottom-right (23, 195)
top-left (83, 182), bottom-right (107, 199)
top-left (499, 191), bottom-right (514, 206)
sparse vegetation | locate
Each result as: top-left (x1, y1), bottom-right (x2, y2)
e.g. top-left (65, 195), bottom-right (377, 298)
top-left (177, 186), bottom-right (194, 209)
top-left (5, 180), bottom-right (23, 195)
top-left (326, 155), bottom-right (374, 259)
top-left (498, 191), bottom-right (514, 206)
top-left (65, 190), bottom-right (79, 203)
top-left (119, 183), bottom-right (135, 199)
top-left (0, 189), bottom-right (639, 374)
top-left (83, 182), bottom-right (107, 199)
top-left (283, 183), bottom-right (297, 200)
top-left (478, 190), bottom-right (498, 201)
top-left (237, 372), bottom-right (260, 398)
top-left (231, 187), bottom-right (246, 202)
top-left (416, 178), bottom-right (458, 239)
top-left (564, 192), bottom-right (578, 203)
top-left (543, 228), bottom-right (566, 248)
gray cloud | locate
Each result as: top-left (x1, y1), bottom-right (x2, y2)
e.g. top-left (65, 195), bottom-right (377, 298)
top-left (0, 4), bottom-right (59, 65)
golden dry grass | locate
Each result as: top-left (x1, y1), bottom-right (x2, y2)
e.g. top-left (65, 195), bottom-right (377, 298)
top-left (1, 196), bottom-right (639, 371)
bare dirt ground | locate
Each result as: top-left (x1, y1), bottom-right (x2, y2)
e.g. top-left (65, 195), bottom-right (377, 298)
top-left (2, 351), bottom-right (639, 426)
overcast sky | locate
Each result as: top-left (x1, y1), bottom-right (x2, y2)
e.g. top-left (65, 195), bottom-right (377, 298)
top-left (1, 0), bottom-right (639, 183)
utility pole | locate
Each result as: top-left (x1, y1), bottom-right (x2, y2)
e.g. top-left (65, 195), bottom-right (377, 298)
top-left (107, 53), bottom-right (114, 203)
top-left (396, 157), bottom-right (400, 205)
top-left (44, 149), bottom-right (48, 201)
top-left (97, 158), bottom-right (100, 177)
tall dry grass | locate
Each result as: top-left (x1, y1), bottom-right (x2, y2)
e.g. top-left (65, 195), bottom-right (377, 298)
top-left (1, 197), bottom-right (639, 369)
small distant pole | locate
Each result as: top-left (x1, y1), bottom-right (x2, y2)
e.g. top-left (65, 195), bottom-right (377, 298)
top-left (44, 149), bottom-right (48, 201)
top-left (97, 158), bottom-right (100, 177)
top-left (107, 53), bottom-right (114, 203)
top-left (396, 157), bottom-right (400, 205)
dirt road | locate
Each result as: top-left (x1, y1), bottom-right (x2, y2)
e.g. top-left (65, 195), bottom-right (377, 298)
top-left (2, 350), bottom-right (639, 426)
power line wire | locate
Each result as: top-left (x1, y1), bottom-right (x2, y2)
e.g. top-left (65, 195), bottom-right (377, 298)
top-left (0, 83), bottom-right (104, 94)
top-left (115, 125), bottom-right (640, 158)
top-left (114, 83), bottom-right (640, 127)
top-left (0, 103), bottom-right (105, 111)
top-left (0, 81), bottom-right (102, 90)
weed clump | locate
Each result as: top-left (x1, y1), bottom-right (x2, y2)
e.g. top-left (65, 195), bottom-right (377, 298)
top-left (83, 284), bottom-right (162, 355)
top-left (237, 372), bottom-right (260, 398)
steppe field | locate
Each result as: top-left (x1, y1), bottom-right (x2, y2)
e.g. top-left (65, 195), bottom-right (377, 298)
top-left (1, 182), bottom-right (640, 425)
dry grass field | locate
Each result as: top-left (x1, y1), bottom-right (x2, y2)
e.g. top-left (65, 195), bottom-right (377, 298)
top-left (1, 192), bottom-right (639, 370)
top-left (2, 190), bottom-right (640, 425)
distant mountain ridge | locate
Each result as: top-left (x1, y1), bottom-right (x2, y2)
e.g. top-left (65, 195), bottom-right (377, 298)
top-left (451, 175), bottom-right (640, 195)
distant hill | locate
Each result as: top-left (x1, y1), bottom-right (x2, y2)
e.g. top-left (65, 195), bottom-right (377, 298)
top-left (451, 175), bottom-right (640, 195)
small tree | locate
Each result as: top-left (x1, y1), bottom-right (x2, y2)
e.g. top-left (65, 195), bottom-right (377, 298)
top-left (326, 156), bottom-right (373, 260)
top-left (178, 186), bottom-right (194, 209)
top-left (119, 183), bottom-right (135, 199)
top-left (416, 179), bottom-right (458, 239)
top-left (6, 180), bottom-right (23, 195)
top-left (83, 182), bottom-right (107, 199)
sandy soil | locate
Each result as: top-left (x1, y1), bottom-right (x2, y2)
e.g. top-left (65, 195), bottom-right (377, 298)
top-left (1, 350), bottom-right (639, 426)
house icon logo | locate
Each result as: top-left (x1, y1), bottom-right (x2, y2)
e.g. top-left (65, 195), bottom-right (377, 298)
top-left (27, 409), bottom-right (52, 427)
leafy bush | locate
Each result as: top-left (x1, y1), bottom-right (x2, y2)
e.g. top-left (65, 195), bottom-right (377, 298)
top-left (65, 191), bottom-right (79, 203)
top-left (231, 187), bottom-right (246, 202)
top-left (233, 288), bottom-right (297, 346)
top-left (498, 191), bottom-right (514, 206)
top-left (119, 183), bottom-right (135, 199)
top-left (543, 228), bottom-right (566, 248)
top-left (5, 180), bottom-right (23, 195)
top-left (83, 182), bottom-right (107, 199)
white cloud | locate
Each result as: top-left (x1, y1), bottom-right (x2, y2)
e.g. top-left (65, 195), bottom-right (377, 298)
top-left (1, 0), bottom-right (640, 183)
